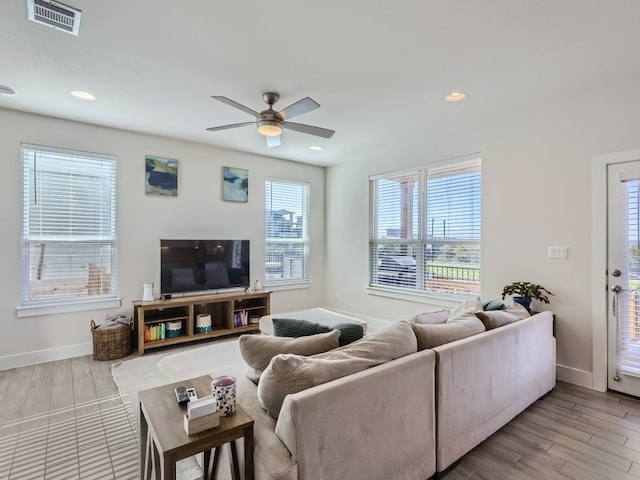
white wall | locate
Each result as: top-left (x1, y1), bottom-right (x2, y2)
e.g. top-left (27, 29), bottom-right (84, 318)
top-left (0, 108), bottom-right (326, 368)
top-left (6, 76), bottom-right (640, 386)
top-left (325, 77), bottom-right (640, 388)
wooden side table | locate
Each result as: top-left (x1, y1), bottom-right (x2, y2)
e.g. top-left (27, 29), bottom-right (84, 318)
top-left (139, 375), bottom-right (254, 480)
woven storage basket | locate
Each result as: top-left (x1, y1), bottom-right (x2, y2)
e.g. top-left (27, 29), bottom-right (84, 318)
top-left (91, 320), bottom-right (132, 360)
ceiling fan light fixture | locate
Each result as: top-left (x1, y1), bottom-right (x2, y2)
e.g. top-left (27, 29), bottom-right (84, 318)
top-left (70, 90), bottom-right (96, 101)
top-left (445, 91), bottom-right (467, 102)
top-left (257, 120), bottom-right (283, 137)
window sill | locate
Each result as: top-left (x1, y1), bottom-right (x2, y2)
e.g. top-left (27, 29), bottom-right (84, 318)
top-left (366, 286), bottom-right (472, 308)
top-left (264, 281), bottom-right (312, 292)
top-left (16, 297), bottom-right (122, 318)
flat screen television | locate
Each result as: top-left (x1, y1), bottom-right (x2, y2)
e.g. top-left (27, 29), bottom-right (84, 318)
top-left (160, 239), bottom-right (250, 296)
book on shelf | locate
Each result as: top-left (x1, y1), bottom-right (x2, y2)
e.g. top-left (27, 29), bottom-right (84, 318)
top-left (233, 310), bottom-right (248, 327)
top-left (144, 323), bottom-right (166, 342)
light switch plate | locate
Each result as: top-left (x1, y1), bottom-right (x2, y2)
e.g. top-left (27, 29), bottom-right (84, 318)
top-left (548, 246), bottom-right (568, 259)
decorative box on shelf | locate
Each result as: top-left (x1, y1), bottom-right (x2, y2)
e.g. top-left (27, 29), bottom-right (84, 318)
top-left (195, 313), bottom-right (212, 334)
top-left (166, 320), bottom-right (182, 338)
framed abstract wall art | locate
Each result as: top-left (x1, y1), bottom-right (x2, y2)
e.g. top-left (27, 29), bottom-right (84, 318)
top-left (145, 156), bottom-right (178, 196)
top-left (223, 167), bottom-right (248, 202)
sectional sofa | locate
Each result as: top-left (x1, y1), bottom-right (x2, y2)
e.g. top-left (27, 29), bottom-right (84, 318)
top-left (233, 308), bottom-right (556, 480)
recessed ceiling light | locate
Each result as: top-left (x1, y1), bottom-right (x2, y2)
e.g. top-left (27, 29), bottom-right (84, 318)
top-left (70, 90), bottom-right (96, 101)
top-left (309, 146), bottom-right (323, 151)
top-left (0, 85), bottom-right (16, 96)
top-left (445, 91), bottom-right (467, 102)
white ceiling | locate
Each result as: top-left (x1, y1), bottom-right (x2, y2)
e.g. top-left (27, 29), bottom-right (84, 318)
top-left (2, 1), bottom-right (640, 166)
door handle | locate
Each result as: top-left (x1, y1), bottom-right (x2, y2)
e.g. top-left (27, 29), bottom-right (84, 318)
top-left (612, 285), bottom-right (622, 316)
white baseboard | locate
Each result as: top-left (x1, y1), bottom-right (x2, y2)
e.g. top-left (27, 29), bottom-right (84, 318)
top-left (0, 342), bottom-right (93, 371)
top-left (556, 363), bottom-right (595, 389)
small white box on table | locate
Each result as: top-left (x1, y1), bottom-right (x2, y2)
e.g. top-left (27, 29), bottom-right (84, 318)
top-left (183, 395), bottom-right (221, 435)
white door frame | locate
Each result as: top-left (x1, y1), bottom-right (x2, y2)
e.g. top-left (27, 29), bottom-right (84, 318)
top-left (592, 147), bottom-right (640, 391)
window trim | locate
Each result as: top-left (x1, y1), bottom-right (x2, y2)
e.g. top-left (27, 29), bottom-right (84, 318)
top-left (369, 153), bottom-right (481, 299)
top-left (19, 143), bottom-right (119, 315)
top-left (16, 297), bottom-right (122, 318)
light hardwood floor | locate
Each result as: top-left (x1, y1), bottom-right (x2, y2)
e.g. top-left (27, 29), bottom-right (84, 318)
top-left (445, 381), bottom-right (640, 480)
top-left (0, 355), bottom-right (138, 479)
top-left (3, 354), bottom-right (640, 479)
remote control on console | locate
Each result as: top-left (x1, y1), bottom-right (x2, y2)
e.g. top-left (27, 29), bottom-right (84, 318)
top-left (175, 386), bottom-right (190, 405)
top-left (186, 388), bottom-right (198, 402)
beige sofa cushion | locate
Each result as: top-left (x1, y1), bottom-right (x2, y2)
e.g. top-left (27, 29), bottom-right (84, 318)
top-left (410, 318), bottom-right (485, 350)
top-left (257, 321), bottom-right (417, 417)
top-left (475, 302), bottom-right (530, 330)
top-left (239, 330), bottom-right (341, 383)
top-left (409, 297), bottom-right (485, 350)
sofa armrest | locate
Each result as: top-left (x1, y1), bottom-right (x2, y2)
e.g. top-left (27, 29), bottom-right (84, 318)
top-left (432, 311), bottom-right (556, 472)
top-left (275, 349), bottom-right (437, 480)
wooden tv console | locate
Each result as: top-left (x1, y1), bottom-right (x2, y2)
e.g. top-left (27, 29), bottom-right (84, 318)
top-left (132, 291), bottom-right (270, 355)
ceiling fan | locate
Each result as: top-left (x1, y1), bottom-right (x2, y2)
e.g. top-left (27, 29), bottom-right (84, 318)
top-left (206, 92), bottom-right (335, 148)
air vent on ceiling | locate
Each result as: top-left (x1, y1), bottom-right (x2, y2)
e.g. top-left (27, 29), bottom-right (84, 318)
top-left (27, 0), bottom-right (82, 36)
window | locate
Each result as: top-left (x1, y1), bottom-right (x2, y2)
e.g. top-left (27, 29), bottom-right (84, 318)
top-left (21, 144), bottom-right (118, 307)
top-left (265, 179), bottom-right (310, 285)
top-left (369, 155), bottom-right (481, 296)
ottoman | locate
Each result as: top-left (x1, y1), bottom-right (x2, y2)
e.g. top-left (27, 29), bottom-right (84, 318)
top-left (259, 307), bottom-right (368, 336)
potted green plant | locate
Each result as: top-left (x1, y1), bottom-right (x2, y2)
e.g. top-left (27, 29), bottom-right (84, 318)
top-left (501, 281), bottom-right (554, 311)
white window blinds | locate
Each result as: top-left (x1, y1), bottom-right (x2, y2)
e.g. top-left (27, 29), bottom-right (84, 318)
top-left (617, 178), bottom-right (640, 377)
top-left (265, 179), bottom-right (310, 284)
top-left (21, 144), bottom-right (118, 305)
top-left (369, 156), bottom-right (481, 296)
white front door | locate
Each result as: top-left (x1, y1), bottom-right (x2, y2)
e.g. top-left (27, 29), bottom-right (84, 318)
top-left (608, 160), bottom-right (640, 395)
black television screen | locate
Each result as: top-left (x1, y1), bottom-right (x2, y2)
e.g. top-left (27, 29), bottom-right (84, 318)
top-left (160, 239), bottom-right (250, 295)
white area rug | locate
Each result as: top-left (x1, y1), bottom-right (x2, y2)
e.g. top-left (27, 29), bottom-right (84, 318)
top-left (111, 338), bottom-right (244, 480)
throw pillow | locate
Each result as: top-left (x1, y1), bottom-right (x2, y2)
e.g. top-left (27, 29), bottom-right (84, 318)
top-left (448, 296), bottom-right (482, 322)
top-left (272, 318), bottom-right (332, 337)
top-left (332, 322), bottom-right (364, 346)
top-left (476, 302), bottom-right (530, 330)
top-left (482, 299), bottom-right (506, 311)
top-left (238, 330), bottom-right (341, 384)
top-left (408, 309), bottom-right (450, 325)
top-left (257, 321), bottom-right (417, 417)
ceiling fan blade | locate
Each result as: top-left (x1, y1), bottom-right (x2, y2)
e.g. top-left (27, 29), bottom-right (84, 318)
top-left (206, 122), bottom-right (254, 132)
top-left (211, 96), bottom-right (260, 117)
top-left (278, 97), bottom-right (320, 120)
top-left (266, 135), bottom-right (281, 148)
top-left (284, 121), bottom-right (335, 138)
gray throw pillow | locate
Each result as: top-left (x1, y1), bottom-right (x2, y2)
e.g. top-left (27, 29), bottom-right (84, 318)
top-left (257, 321), bottom-right (417, 417)
top-left (482, 299), bottom-right (506, 311)
top-left (272, 318), bottom-right (332, 337)
top-left (239, 330), bottom-right (341, 384)
top-left (332, 322), bottom-right (364, 346)
top-left (476, 302), bottom-right (530, 330)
